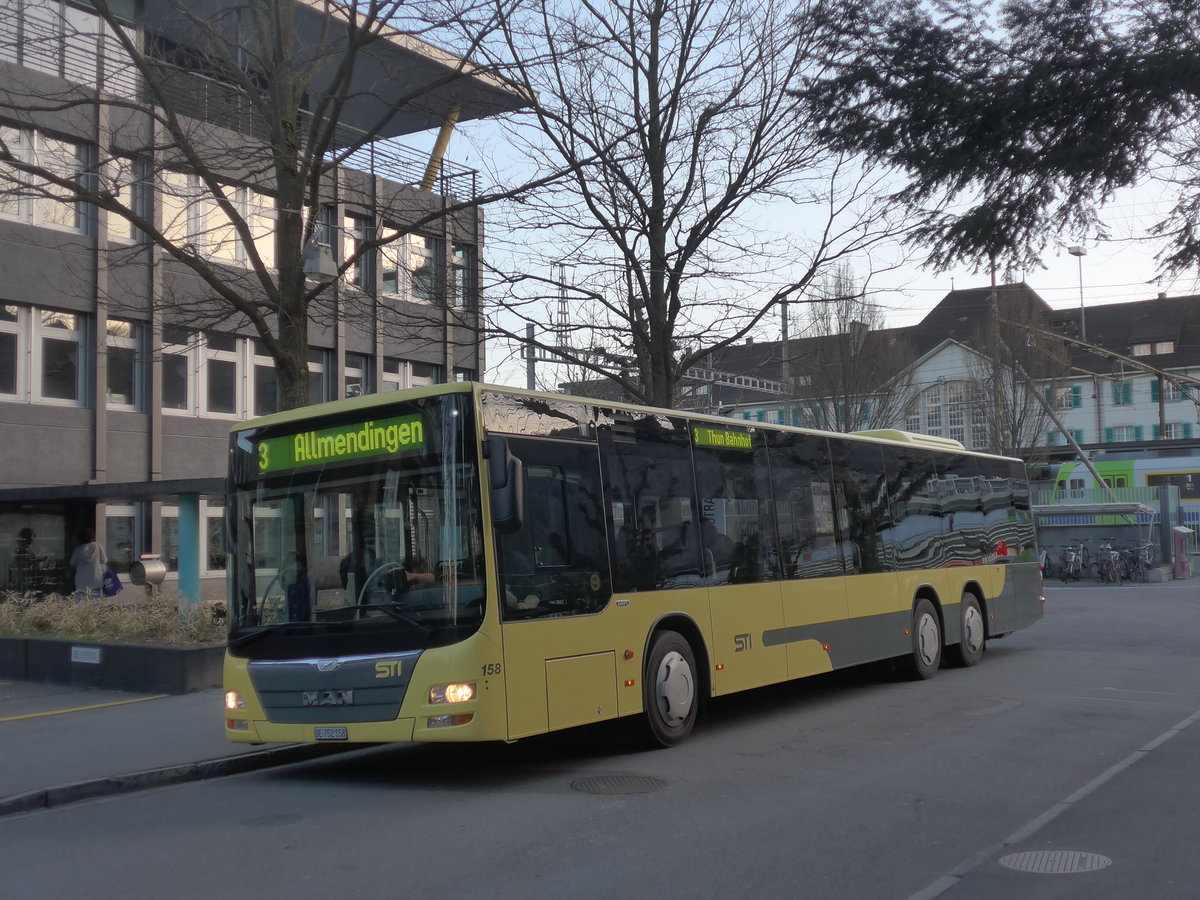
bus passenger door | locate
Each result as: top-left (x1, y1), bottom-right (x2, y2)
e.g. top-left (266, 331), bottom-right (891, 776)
top-left (493, 436), bottom-right (615, 739)
top-left (766, 430), bottom-right (850, 679)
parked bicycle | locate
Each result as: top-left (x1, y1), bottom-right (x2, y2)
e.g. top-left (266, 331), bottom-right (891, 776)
top-left (1059, 541), bottom-right (1087, 583)
top-left (1038, 547), bottom-right (1057, 580)
top-left (1094, 541), bottom-right (1126, 585)
top-left (1121, 541), bottom-right (1155, 582)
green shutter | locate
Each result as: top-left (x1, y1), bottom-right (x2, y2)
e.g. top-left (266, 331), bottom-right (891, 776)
top-left (1153, 424), bottom-right (1162, 440)
top-left (1104, 427), bottom-right (1115, 443)
top-left (1151, 378), bottom-right (1160, 402)
top-left (1135, 425), bottom-right (1145, 441)
top-left (1186, 424), bottom-right (1195, 440)
top-left (1072, 385), bottom-right (1082, 408)
top-left (1073, 429), bottom-right (1085, 443)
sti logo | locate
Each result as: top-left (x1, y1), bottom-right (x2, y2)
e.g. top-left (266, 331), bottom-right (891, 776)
top-left (734, 633), bottom-right (752, 652)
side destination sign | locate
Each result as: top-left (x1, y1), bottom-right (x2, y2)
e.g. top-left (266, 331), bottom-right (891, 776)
top-left (257, 414), bottom-right (425, 473)
top-left (693, 425), bottom-right (752, 450)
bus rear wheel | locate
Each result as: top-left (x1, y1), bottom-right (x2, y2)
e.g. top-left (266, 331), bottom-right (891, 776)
top-left (634, 630), bottom-right (698, 749)
top-left (908, 599), bottom-right (942, 680)
top-left (947, 593), bottom-right (985, 667)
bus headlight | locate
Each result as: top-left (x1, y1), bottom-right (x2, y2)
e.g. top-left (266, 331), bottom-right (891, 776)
top-left (429, 682), bottom-right (476, 704)
top-left (225, 691), bottom-right (244, 710)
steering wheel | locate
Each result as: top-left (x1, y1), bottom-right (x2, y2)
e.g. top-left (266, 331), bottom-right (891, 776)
top-left (357, 562), bottom-right (409, 606)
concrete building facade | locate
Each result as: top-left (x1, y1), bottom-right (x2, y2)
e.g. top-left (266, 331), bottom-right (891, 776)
top-left (0, 0), bottom-right (526, 598)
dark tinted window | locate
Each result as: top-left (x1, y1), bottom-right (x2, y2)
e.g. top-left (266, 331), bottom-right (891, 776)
top-left (766, 430), bottom-right (842, 579)
top-left (882, 446), bottom-right (942, 571)
top-left (830, 438), bottom-right (889, 574)
top-left (939, 454), bottom-right (987, 564)
top-left (693, 427), bottom-right (778, 583)
top-left (601, 415), bottom-right (701, 591)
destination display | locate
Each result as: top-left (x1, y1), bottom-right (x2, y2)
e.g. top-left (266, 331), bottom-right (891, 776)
top-left (692, 425), bottom-right (753, 450)
top-left (257, 414), bottom-right (425, 473)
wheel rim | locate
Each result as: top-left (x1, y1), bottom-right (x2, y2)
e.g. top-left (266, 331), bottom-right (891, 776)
top-left (916, 612), bottom-right (940, 668)
top-left (654, 650), bottom-right (695, 727)
top-left (963, 604), bottom-right (984, 655)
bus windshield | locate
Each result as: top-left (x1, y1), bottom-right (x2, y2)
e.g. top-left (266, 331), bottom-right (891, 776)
top-left (226, 393), bottom-right (484, 659)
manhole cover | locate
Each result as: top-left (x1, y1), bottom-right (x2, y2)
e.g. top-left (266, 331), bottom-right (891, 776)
top-left (999, 850), bottom-right (1112, 874)
top-left (570, 775), bottom-right (667, 795)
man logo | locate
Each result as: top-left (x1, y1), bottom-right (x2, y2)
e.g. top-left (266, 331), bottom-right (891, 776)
top-left (316, 659), bottom-right (343, 672)
top-left (303, 689), bottom-right (354, 706)
top-left (734, 633), bottom-right (751, 652)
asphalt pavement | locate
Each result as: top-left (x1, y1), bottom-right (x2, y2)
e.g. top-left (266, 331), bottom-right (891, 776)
top-left (3, 582), bottom-right (1200, 900)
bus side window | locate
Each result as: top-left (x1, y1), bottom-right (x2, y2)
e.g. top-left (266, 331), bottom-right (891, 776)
top-left (600, 414), bottom-right (702, 591)
top-left (765, 430), bottom-right (842, 579)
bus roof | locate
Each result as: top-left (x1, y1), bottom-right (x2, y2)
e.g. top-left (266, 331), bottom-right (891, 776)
top-left (231, 381), bottom-right (1019, 462)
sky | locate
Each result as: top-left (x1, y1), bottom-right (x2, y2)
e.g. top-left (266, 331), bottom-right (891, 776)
top-left (421, 121), bottom-right (1200, 388)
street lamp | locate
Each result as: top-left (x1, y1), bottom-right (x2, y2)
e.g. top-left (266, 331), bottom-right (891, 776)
top-left (1068, 245), bottom-right (1087, 342)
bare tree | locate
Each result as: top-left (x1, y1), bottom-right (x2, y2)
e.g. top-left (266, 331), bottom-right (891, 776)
top-left (463, 0), bottom-right (907, 407)
top-left (963, 292), bottom-right (1072, 458)
top-left (0, 0), bottom-right (528, 409)
top-left (789, 267), bottom-right (919, 432)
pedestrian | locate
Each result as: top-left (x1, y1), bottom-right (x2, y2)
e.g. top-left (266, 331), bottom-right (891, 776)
top-left (69, 526), bottom-right (107, 601)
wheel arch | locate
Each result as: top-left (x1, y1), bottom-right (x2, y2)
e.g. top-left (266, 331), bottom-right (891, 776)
top-left (912, 584), bottom-right (944, 634)
top-left (644, 613), bottom-right (711, 707)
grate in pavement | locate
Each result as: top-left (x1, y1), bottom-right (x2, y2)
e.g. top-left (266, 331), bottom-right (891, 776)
top-left (998, 850), bottom-right (1112, 874)
top-left (570, 774), bottom-right (667, 795)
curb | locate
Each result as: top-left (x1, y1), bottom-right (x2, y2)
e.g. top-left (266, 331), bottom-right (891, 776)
top-left (0, 743), bottom-right (357, 818)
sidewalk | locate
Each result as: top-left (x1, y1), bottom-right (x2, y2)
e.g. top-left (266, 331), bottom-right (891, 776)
top-left (0, 680), bottom-right (347, 816)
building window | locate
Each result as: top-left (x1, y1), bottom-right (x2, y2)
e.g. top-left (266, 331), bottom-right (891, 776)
top-left (905, 401), bottom-right (920, 433)
top-left (37, 310), bottom-right (84, 403)
top-left (410, 234), bottom-right (443, 304)
top-left (161, 329), bottom-right (243, 418)
top-left (0, 126), bottom-right (87, 231)
top-left (205, 497), bottom-right (226, 573)
top-left (343, 213), bottom-right (374, 289)
top-left (0, 305), bottom-right (19, 397)
top-left (161, 326), bottom-right (193, 412)
top-left (0, 304), bottom-right (87, 405)
top-left (106, 318), bottom-right (141, 409)
top-left (203, 332), bottom-right (238, 416)
top-left (410, 360), bottom-right (441, 387)
top-left (104, 504), bottom-right (138, 573)
top-left (1111, 425), bottom-right (1138, 442)
top-left (158, 173), bottom-right (275, 266)
top-left (1111, 380), bottom-right (1134, 405)
top-left (382, 356), bottom-right (406, 391)
top-left (251, 340), bottom-right (278, 417)
top-left (1159, 422), bottom-right (1194, 441)
top-left (108, 156), bottom-right (149, 242)
top-left (451, 243), bottom-right (476, 308)
top-left (924, 384), bottom-right (942, 435)
top-left (3, 0), bottom-right (138, 97)
top-left (344, 352), bottom-right (373, 397)
top-left (308, 348), bottom-right (328, 404)
top-left (1132, 341), bottom-right (1176, 356)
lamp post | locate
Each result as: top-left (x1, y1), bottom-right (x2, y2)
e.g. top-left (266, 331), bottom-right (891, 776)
top-left (1068, 245), bottom-right (1087, 342)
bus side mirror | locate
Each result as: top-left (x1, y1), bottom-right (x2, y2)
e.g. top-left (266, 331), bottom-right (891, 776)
top-left (487, 436), bottom-right (525, 534)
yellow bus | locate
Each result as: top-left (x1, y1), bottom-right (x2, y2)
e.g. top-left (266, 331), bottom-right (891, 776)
top-left (223, 382), bottom-right (1043, 748)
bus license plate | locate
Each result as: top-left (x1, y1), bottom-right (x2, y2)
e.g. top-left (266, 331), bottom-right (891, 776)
top-left (314, 727), bottom-right (348, 741)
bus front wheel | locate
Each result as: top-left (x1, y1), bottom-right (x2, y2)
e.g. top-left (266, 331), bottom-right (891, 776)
top-left (908, 599), bottom-right (942, 680)
top-left (635, 630), bottom-right (698, 749)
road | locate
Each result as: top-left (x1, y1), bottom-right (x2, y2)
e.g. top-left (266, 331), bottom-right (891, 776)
top-left (4, 582), bottom-right (1200, 899)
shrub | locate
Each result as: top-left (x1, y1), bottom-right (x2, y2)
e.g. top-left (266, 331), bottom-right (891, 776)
top-left (0, 591), bottom-right (226, 645)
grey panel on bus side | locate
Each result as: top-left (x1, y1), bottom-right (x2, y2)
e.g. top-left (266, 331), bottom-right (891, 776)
top-left (248, 652), bottom-right (422, 724)
top-left (762, 612), bottom-right (911, 669)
